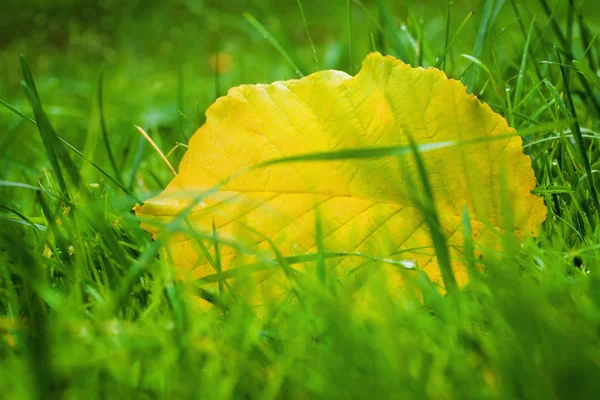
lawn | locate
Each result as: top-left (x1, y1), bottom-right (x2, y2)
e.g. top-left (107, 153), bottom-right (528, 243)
top-left (2, 0), bottom-right (600, 398)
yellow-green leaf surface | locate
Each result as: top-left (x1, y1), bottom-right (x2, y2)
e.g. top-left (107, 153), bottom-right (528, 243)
top-left (135, 53), bottom-right (545, 298)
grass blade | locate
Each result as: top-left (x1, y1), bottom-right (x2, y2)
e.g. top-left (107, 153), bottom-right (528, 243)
top-left (442, 1), bottom-right (452, 70)
top-left (315, 208), bottom-right (326, 284)
top-left (406, 135), bottom-right (457, 294)
top-left (573, 61), bottom-right (600, 92)
top-left (460, 54), bottom-right (502, 97)
top-left (98, 69), bottom-right (123, 183)
top-left (0, 95), bottom-right (141, 203)
top-left (557, 48), bottom-right (600, 224)
top-left (0, 180), bottom-right (40, 191)
top-left (376, 0), bottom-right (413, 64)
top-left (127, 135), bottom-right (146, 191)
top-left (577, 7), bottom-right (598, 72)
top-left (212, 220), bottom-right (224, 295)
top-left (20, 56), bottom-right (82, 198)
top-left (243, 13), bottom-right (304, 78)
top-left (296, 0), bottom-right (320, 70)
top-left (0, 205), bottom-right (46, 233)
top-left (0, 98), bottom-right (36, 125)
top-left (463, 0), bottom-right (497, 91)
top-left (538, 0), bottom-right (600, 115)
top-left (435, 11), bottom-right (475, 69)
top-left (59, 137), bottom-right (144, 204)
top-left (256, 122), bottom-right (566, 168)
top-left (513, 17), bottom-right (535, 117)
top-left (21, 83), bottom-right (70, 198)
top-left (177, 64), bottom-right (189, 142)
top-left (461, 207), bottom-right (478, 279)
top-left (347, 0), bottom-right (354, 73)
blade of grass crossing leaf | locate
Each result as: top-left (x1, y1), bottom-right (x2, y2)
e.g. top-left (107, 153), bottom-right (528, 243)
top-left (243, 13), bottom-right (304, 78)
top-left (98, 70), bottom-right (123, 183)
top-left (155, 211), bottom-right (420, 278)
top-left (255, 122), bottom-right (565, 168)
top-left (196, 250), bottom-right (421, 284)
top-left (315, 208), bottom-right (326, 284)
top-left (177, 218), bottom-right (241, 301)
top-left (210, 214), bottom-right (300, 281)
top-left (212, 220), bottom-right (224, 295)
top-left (185, 218), bottom-right (218, 273)
top-left (407, 135), bottom-right (457, 293)
top-left (164, 278), bottom-right (187, 339)
top-left (296, 0), bottom-right (320, 70)
top-left (499, 164), bottom-right (518, 256)
top-left (461, 207), bottom-right (478, 279)
top-left (557, 49), bottom-right (600, 224)
top-left (435, 11), bottom-right (474, 69)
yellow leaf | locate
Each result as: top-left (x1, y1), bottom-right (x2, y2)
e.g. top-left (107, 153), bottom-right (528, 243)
top-left (135, 53), bottom-right (545, 301)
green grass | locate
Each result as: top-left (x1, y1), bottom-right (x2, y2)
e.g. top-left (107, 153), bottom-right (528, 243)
top-left (2, 0), bottom-right (600, 398)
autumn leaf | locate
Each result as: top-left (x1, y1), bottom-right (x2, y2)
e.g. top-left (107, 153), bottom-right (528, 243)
top-left (135, 52), bottom-right (546, 299)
